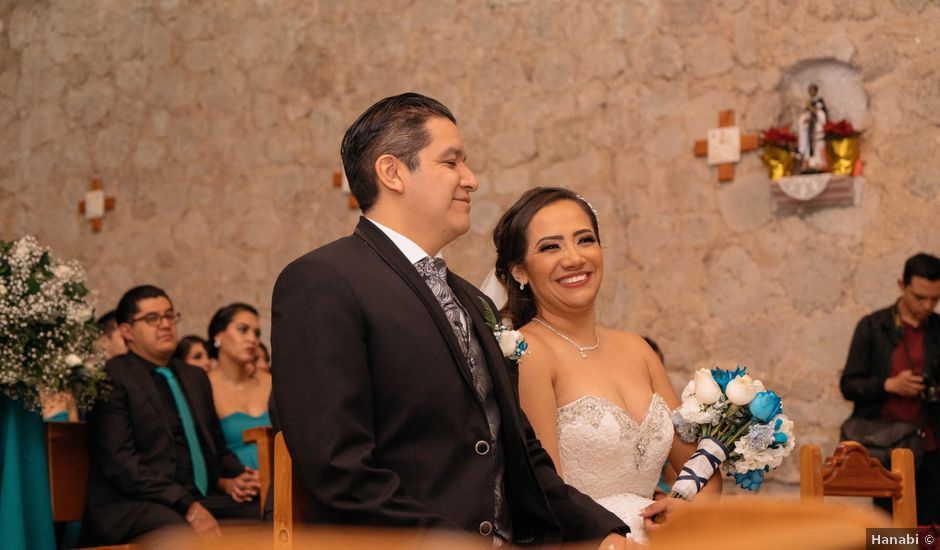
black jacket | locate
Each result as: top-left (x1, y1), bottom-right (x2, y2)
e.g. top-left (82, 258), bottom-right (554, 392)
top-left (271, 218), bottom-right (626, 545)
top-left (84, 352), bottom-right (244, 543)
top-left (840, 304), bottom-right (940, 423)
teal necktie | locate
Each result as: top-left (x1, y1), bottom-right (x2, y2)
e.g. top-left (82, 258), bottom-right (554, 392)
top-left (155, 367), bottom-right (208, 496)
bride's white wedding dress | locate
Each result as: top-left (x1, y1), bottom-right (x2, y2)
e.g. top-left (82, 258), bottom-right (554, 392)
top-left (556, 394), bottom-right (674, 544)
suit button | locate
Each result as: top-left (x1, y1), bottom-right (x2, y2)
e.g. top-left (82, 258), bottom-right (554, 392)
top-left (475, 440), bottom-right (490, 455)
top-left (479, 520), bottom-right (493, 536)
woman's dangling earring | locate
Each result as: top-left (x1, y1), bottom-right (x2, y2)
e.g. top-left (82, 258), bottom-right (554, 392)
top-left (519, 281), bottom-right (525, 290)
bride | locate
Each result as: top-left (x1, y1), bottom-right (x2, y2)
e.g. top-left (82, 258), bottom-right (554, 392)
top-left (491, 187), bottom-right (720, 542)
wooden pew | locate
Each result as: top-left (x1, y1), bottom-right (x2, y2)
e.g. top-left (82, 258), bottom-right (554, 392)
top-left (45, 421), bottom-right (136, 550)
top-left (242, 426), bottom-right (274, 512)
top-left (800, 441), bottom-right (917, 528)
top-left (273, 431), bottom-right (305, 550)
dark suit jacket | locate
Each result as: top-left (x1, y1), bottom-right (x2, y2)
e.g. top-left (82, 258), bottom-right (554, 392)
top-left (84, 352), bottom-right (245, 543)
top-left (841, 304), bottom-right (940, 427)
top-left (271, 218), bottom-right (625, 545)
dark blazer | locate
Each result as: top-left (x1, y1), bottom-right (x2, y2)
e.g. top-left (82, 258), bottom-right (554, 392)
top-left (84, 352), bottom-right (244, 543)
top-left (271, 218), bottom-right (625, 545)
top-left (840, 304), bottom-right (940, 423)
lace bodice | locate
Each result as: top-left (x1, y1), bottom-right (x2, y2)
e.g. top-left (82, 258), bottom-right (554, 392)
top-left (556, 394), bottom-right (674, 501)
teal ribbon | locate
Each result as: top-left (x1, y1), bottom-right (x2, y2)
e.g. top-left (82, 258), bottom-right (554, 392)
top-left (154, 367), bottom-right (208, 496)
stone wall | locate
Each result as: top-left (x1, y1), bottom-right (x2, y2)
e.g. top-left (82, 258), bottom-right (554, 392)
top-left (2, 0), bottom-right (939, 493)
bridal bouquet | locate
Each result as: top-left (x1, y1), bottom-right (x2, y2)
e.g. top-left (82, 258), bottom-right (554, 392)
top-left (670, 365), bottom-right (795, 497)
top-left (0, 235), bottom-right (106, 413)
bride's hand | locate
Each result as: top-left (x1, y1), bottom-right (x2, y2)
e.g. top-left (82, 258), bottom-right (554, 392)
top-left (597, 533), bottom-right (640, 550)
top-left (639, 497), bottom-right (689, 531)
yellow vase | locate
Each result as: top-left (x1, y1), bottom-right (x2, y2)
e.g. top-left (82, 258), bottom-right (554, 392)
top-left (761, 143), bottom-right (793, 180)
top-left (825, 136), bottom-right (859, 175)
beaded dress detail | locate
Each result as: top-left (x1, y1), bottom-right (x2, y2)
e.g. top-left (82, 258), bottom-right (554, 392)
top-left (556, 394), bottom-right (673, 543)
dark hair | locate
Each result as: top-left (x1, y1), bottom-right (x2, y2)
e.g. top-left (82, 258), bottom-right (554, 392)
top-left (97, 309), bottom-right (119, 335)
top-left (492, 187), bottom-right (601, 327)
top-left (903, 253), bottom-right (940, 285)
top-left (207, 303), bottom-right (259, 359)
top-left (340, 92), bottom-right (456, 213)
top-left (642, 336), bottom-right (664, 363)
top-left (115, 285), bottom-right (170, 324)
top-left (173, 335), bottom-right (208, 363)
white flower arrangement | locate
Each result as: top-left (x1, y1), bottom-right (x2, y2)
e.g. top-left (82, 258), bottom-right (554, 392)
top-left (0, 235), bottom-right (106, 413)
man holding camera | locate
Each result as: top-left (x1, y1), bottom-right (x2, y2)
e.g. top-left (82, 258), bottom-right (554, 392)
top-left (840, 253), bottom-right (940, 525)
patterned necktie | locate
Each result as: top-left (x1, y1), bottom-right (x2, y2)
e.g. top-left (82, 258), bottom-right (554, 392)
top-left (414, 256), bottom-right (511, 539)
top-left (414, 256), bottom-right (471, 358)
top-left (154, 367), bottom-right (208, 496)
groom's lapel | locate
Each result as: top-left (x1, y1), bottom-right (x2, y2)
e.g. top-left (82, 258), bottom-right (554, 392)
top-left (353, 218), bottom-right (475, 391)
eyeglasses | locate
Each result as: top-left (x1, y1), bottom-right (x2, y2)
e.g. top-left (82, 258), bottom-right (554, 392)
top-left (130, 311), bottom-right (182, 327)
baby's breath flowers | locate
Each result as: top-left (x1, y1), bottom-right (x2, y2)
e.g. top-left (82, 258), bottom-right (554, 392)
top-left (0, 236), bottom-right (106, 412)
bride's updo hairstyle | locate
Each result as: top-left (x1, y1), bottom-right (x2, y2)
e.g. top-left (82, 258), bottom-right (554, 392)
top-left (492, 187), bottom-right (601, 328)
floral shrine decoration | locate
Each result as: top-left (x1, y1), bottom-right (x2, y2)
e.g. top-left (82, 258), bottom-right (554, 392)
top-left (760, 84), bottom-right (863, 213)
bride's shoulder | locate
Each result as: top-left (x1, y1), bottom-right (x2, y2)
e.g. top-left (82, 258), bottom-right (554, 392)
top-left (601, 327), bottom-right (649, 349)
top-left (516, 325), bottom-right (561, 370)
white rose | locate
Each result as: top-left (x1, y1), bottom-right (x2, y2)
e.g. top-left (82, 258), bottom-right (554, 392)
top-left (678, 396), bottom-right (717, 424)
top-left (680, 380), bottom-right (695, 401)
top-left (65, 354), bottom-right (83, 367)
top-left (693, 368), bottom-right (722, 404)
top-left (0, 283), bottom-right (6, 296)
top-left (496, 331), bottom-right (519, 357)
top-left (726, 375), bottom-right (759, 405)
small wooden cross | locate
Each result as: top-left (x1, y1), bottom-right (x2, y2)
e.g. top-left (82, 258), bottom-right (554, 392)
top-left (693, 110), bottom-right (760, 182)
top-left (333, 170), bottom-right (359, 209)
top-left (78, 178), bottom-right (116, 232)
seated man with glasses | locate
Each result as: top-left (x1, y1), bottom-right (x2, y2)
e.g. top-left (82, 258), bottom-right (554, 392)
top-left (81, 285), bottom-right (261, 545)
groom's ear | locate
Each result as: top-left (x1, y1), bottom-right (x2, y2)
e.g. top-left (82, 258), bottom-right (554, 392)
top-left (375, 154), bottom-right (406, 195)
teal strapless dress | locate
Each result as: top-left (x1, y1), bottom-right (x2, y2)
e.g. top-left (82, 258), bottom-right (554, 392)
top-left (219, 411), bottom-right (271, 470)
top-left (43, 411), bottom-right (70, 423)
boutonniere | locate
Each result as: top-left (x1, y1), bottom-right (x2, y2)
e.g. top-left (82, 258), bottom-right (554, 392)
top-left (478, 298), bottom-right (528, 362)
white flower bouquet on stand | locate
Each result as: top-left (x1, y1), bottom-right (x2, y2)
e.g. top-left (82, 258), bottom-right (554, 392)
top-left (669, 365), bottom-right (795, 498)
top-left (0, 235), bottom-right (106, 413)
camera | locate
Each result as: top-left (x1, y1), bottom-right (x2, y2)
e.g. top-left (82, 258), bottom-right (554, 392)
top-left (924, 373), bottom-right (940, 404)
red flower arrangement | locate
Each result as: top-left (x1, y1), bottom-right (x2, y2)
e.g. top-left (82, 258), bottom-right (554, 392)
top-left (823, 120), bottom-right (860, 139)
top-left (760, 126), bottom-right (797, 147)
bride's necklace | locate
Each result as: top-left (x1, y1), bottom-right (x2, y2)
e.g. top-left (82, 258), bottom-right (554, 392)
top-left (532, 317), bottom-right (600, 359)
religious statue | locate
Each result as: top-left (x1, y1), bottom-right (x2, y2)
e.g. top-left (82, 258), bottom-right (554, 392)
top-left (797, 84), bottom-right (829, 173)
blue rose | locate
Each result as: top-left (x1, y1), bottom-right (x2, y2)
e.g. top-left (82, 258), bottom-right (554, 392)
top-left (710, 365), bottom-right (747, 392)
top-left (749, 391), bottom-right (783, 422)
top-left (733, 468), bottom-right (765, 491)
top-left (511, 340), bottom-right (528, 361)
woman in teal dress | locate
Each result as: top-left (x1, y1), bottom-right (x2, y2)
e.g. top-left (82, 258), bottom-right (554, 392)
top-left (206, 303), bottom-right (271, 470)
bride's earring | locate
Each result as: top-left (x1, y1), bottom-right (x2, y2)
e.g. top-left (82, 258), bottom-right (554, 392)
top-left (214, 340), bottom-right (221, 349)
top-left (518, 281), bottom-right (525, 290)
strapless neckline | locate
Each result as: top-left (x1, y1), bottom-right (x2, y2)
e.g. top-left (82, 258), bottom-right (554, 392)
top-left (220, 411), bottom-right (269, 420)
top-left (557, 393), bottom-right (665, 428)
top-left (554, 391), bottom-right (674, 544)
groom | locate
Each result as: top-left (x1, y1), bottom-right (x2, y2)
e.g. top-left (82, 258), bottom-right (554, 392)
top-left (271, 93), bottom-right (628, 546)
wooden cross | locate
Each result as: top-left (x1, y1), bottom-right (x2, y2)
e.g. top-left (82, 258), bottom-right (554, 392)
top-left (333, 170), bottom-right (359, 209)
top-left (693, 110), bottom-right (760, 182)
top-left (78, 178), bottom-right (116, 232)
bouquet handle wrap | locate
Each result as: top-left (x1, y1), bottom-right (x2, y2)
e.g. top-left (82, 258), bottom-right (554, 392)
top-left (670, 436), bottom-right (728, 500)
